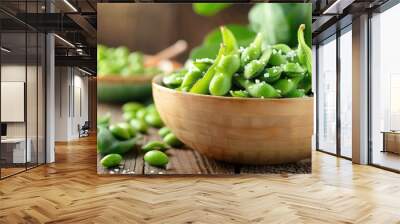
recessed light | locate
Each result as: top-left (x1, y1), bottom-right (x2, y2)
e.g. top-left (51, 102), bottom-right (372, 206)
top-left (63, 0), bottom-right (78, 12)
top-left (1, 47), bottom-right (11, 53)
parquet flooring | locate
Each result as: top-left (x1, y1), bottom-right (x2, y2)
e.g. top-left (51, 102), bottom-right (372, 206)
top-left (1, 135), bottom-right (400, 223)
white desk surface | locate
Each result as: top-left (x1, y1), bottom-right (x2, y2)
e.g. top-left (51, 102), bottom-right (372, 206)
top-left (1, 138), bottom-right (28, 143)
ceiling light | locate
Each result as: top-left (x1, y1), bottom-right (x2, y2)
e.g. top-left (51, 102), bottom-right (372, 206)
top-left (54, 34), bottom-right (75, 48)
top-left (323, 0), bottom-right (354, 15)
top-left (63, 0), bottom-right (78, 12)
top-left (1, 47), bottom-right (11, 53)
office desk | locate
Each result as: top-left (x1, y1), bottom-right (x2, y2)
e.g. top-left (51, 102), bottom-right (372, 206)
top-left (1, 138), bottom-right (32, 163)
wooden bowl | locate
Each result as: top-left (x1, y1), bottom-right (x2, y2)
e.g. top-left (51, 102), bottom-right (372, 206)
top-left (152, 75), bottom-right (314, 165)
top-left (97, 59), bottom-right (181, 103)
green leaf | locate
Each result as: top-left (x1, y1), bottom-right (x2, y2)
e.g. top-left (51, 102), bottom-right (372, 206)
top-left (189, 24), bottom-right (256, 60)
top-left (192, 3), bottom-right (232, 16)
top-left (249, 3), bottom-right (312, 48)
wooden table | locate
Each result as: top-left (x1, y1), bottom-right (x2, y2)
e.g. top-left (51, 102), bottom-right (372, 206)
top-left (98, 103), bottom-right (311, 175)
top-left (382, 131), bottom-right (400, 154)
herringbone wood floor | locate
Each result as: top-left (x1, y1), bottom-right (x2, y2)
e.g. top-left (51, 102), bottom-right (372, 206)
top-left (1, 136), bottom-right (400, 224)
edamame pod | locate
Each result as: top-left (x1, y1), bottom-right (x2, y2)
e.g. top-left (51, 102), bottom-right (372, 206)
top-left (117, 122), bottom-right (136, 138)
top-left (101, 154), bottom-right (122, 168)
top-left (268, 49), bottom-right (287, 66)
top-left (123, 111), bottom-right (136, 122)
top-left (297, 24), bottom-right (312, 75)
top-left (247, 82), bottom-right (281, 98)
top-left (272, 44), bottom-right (291, 54)
top-left (283, 62), bottom-right (305, 74)
top-left (144, 150), bottom-right (169, 167)
top-left (230, 90), bottom-right (250, 98)
top-left (110, 124), bottom-right (131, 140)
top-left (273, 78), bottom-right (297, 96)
top-left (158, 127), bottom-right (171, 138)
top-left (162, 71), bottom-right (185, 88)
top-left (141, 140), bottom-right (168, 153)
top-left (262, 66), bottom-right (282, 83)
top-left (244, 47), bottom-right (272, 79)
top-left (297, 72), bottom-right (312, 93)
top-left (241, 33), bottom-right (263, 67)
top-left (286, 89), bottom-right (306, 98)
top-left (135, 108), bottom-right (147, 121)
top-left (163, 133), bottom-right (184, 148)
top-left (179, 67), bottom-right (203, 92)
top-left (193, 58), bottom-right (214, 72)
top-left (130, 118), bottom-right (148, 133)
top-left (144, 112), bottom-right (164, 128)
top-left (122, 102), bottom-right (144, 113)
top-left (190, 44), bottom-right (225, 94)
top-left (209, 27), bottom-right (241, 96)
top-left (235, 76), bottom-right (280, 98)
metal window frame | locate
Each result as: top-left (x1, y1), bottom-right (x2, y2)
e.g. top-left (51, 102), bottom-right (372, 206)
top-left (315, 19), bottom-right (353, 161)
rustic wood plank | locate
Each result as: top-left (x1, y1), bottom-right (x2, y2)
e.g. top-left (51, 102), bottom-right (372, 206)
top-left (98, 102), bottom-right (310, 175)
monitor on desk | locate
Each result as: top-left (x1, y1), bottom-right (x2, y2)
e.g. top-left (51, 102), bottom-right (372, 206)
top-left (1, 123), bottom-right (7, 138)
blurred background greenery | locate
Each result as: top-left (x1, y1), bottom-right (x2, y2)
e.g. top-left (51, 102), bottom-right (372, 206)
top-left (98, 3), bottom-right (311, 63)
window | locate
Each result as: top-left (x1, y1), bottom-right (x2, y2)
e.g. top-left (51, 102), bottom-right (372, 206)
top-left (339, 27), bottom-right (352, 158)
top-left (317, 35), bottom-right (337, 154)
top-left (370, 3), bottom-right (400, 171)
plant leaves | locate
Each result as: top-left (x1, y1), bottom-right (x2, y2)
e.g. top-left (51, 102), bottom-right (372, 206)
top-left (192, 3), bottom-right (232, 16)
top-left (249, 3), bottom-right (312, 48)
top-left (189, 24), bottom-right (256, 60)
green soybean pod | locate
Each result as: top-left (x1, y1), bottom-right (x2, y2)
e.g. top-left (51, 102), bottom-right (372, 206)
top-left (144, 150), bottom-right (169, 167)
top-left (117, 122), bottom-right (136, 138)
top-left (123, 111), bottom-right (136, 122)
top-left (190, 44), bottom-right (226, 94)
top-left (247, 82), bottom-right (281, 98)
top-left (122, 102), bottom-right (144, 113)
top-left (273, 78), bottom-right (297, 96)
top-left (130, 118), bottom-right (148, 134)
top-left (180, 68), bottom-right (203, 92)
top-left (240, 33), bottom-right (263, 67)
top-left (162, 71), bottom-right (185, 88)
top-left (230, 90), bottom-right (250, 98)
top-left (141, 141), bottom-right (168, 153)
top-left (272, 44), bottom-right (292, 54)
top-left (163, 133), bottom-right (184, 148)
top-left (109, 124), bottom-right (131, 140)
top-left (158, 127), bottom-right (171, 138)
top-left (193, 58), bottom-right (214, 72)
top-left (268, 49), bottom-right (288, 66)
top-left (135, 108), bottom-right (147, 121)
top-left (209, 55), bottom-right (240, 96)
top-left (243, 47), bottom-right (272, 79)
top-left (286, 89), bottom-right (306, 98)
top-left (283, 62), bottom-right (305, 74)
top-left (98, 113), bottom-right (111, 128)
top-left (262, 66), bottom-right (283, 83)
top-left (101, 154), bottom-right (123, 168)
top-left (145, 113), bottom-right (164, 128)
top-left (297, 24), bottom-right (312, 75)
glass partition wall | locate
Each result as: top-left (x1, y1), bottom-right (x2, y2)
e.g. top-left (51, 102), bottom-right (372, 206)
top-left (0, 4), bottom-right (46, 179)
top-left (316, 26), bottom-right (353, 159)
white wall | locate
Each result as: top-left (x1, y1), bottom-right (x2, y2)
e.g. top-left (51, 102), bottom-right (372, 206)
top-left (54, 67), bottom-right (89, 141)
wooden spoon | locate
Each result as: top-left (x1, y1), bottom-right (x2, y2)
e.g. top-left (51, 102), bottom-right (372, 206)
top-left (145, 40), bottom-right (188, 67)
